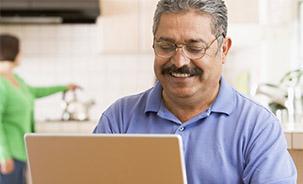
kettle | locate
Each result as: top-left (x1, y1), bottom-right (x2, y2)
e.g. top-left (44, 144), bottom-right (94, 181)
top-left (61, 90), bottom-right (95, 121)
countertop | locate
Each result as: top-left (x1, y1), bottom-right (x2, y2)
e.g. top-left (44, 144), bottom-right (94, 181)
top-left (36, 120), bottom-right (97, 133)
top-left (282, 123), bottom-right (303, 149)
top-left (282, 123), bottom-right (303, 133)
top-left (36, 121), bottom-right (303, 133)
top-left (35, 121), bottom-right (303, 149)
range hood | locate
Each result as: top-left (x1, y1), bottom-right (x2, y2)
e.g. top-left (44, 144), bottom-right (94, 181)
top-left (0, 0), bottom-right (100, 24)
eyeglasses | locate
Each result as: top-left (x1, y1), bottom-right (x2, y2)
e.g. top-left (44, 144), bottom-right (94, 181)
top-left (153, 34), bottom-right (224, 60)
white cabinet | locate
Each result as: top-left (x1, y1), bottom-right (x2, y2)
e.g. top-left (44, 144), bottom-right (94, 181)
top-left (285, 133), bottom-right (292, 149)
top-left (283, 123), bottom-right (303, 149)
top-left (98, 0), bottom-right (261, 54)
top-left (35, 121), bottom-right (303, 149)
top-left (293, 133), bottom-right (303, 149)
top-left (99, 0), bottom-right (157, 54)
top-left (225, 0), bottom-right (258, 23)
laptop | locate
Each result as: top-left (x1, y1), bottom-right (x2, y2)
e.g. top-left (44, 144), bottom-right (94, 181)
top-left (25, 134), bottom-right (187, 184)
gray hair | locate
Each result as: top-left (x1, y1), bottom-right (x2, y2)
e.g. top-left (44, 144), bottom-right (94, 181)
top-left (153, 0), bottom-right (228, 38)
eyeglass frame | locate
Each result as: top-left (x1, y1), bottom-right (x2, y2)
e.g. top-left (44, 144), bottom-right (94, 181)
top-left (153, 33), bottom-right (225, 60)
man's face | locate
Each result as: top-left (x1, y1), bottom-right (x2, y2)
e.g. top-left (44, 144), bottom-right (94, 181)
top-left (154, 10), bottom-right (229, 100)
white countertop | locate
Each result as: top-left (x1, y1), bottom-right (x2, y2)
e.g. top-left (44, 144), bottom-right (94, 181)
top-left (36, 120), bottom-right (97, 133)
top-left (36, 121), bottom-right (303, 133)
top-left (282, 124), bottom-right (303, 149)
top-left (282, 123), bottom-right (303, 133)
top-left (35, 121), bottom-right (303, 149)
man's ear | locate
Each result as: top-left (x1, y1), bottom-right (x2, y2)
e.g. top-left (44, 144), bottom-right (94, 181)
top-left (221, 37), bottom-right (232, 64)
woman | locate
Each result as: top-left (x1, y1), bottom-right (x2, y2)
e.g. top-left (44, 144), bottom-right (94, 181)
top-left (0, 33), bottom-right (79, 184)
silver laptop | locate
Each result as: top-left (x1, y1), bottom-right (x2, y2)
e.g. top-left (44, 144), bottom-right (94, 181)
top-left (25, 134), bottom-right (187, 184)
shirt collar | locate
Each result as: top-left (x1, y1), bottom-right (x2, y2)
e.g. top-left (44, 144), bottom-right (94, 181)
top-left (144, 77), bottom-right (235, 115)
top-left (145, 81), bottom-right (162, 113)
top-left (210, 77), bottom-right (235, 115)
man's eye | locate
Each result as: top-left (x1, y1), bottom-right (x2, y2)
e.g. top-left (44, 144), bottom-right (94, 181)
top-left (186, 46), bottom-right (204, 53)
top-left (158, 43), bottom-right (175, 50)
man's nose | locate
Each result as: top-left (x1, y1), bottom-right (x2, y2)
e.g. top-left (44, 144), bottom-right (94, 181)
top-left (171, 48), bottom-right (190, 68)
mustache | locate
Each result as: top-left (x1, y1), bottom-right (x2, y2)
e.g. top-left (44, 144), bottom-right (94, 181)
top-left (161, 65), bottom-right (203, 76)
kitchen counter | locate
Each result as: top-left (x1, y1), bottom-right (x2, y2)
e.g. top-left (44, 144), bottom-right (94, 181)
top-left (282, 123), bottom-right (303, 133)
top-left (36, 120), bottom-right (97, 133)
top-left (35, 121), bottom-right (303, 149)
top-left (282, 123), bottom-right (303, 149)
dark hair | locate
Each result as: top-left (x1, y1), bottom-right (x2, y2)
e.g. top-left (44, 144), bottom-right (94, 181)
top-left (153, 0), bottom-right (228, 38)
top-left (0, 34), bottom-right (20, 62)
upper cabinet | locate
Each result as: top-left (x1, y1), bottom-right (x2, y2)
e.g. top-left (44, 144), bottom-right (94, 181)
top-left (225, 0), bottom-right (258, 23)
top-left (0, 0), bottom-right (100, 23)
top-left (98, 0), bottom-right (300, 54)
top-left (299, 0), bottom-right (303, 59)
top-left (98, 0), bottom-right (260, 54)
top-left (98, 0), bottom-right (157, 54)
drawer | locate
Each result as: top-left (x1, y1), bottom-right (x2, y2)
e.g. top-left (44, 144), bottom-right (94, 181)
top-left (292, 133), bottom-right (303, 150)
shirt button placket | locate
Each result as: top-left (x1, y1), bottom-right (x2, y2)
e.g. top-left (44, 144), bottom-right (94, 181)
top-left (179, 127), bottom-right (185, 132)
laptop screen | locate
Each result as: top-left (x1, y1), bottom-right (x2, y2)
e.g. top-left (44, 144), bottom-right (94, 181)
top-left (25, 134), bottom-right (187, 184)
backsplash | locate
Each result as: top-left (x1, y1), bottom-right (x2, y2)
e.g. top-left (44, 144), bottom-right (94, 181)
top-left (1, 24), bottom-right (102, 56)
top-left (1, 22), bottom-right (301, 121)
top-left (0, 24), bottom-right (155, 122)
top-left (0, 0), bottom-right (302, 122)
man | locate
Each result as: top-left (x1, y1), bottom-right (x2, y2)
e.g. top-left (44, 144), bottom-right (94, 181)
top-left (94, 0), bottom-right (297, 183)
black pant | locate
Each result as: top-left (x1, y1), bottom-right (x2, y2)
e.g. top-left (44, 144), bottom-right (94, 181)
top-left (0, 159), bottom-right (26, 184)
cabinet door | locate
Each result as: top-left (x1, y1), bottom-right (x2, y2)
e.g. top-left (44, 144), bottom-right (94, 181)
top-left (138, 0), bottom-right (158, 53)
top-left (225, 0), bottom-right (258, 23)
top-left (0, 0), bottom-right (29, 9)
top-left (99, 0), bottom-right (140, 54)
top-left (29, 0), bottom-right (99, 9)
top-left (99, 0), bottom-right (158, 54)
top-left (299, 0), bottom-right (303, 59)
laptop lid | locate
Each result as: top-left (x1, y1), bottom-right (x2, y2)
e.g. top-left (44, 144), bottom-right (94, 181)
top-left (25, 134), bottom-right (187, 184)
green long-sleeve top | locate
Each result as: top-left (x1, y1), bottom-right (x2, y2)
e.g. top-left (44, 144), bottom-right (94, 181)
top-left (0, 74), bottom-right (68, 162)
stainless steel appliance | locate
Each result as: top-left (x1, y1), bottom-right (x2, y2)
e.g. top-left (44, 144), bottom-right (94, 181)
top-left (61, 90), bottom-right (95, 121)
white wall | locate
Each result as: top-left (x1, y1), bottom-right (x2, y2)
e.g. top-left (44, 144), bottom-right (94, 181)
top-left (225, 0), bottom-right (302, 95)
top-left (0, 0), bottom-right (302, 121)
top-left (0, 24), bottom-right (155, 121)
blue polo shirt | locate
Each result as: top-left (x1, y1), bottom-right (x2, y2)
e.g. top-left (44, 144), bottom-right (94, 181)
top-left (93, 78), bottom-right (297, 184)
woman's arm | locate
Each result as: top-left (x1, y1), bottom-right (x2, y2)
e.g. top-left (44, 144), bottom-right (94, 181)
top-left (29, 84), bottom-right (80, 99)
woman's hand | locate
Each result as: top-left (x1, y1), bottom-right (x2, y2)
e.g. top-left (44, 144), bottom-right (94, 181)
top-left (0, 159), bottom-right (14, 174)
top-left (66, 83), bottom-right (82, 91)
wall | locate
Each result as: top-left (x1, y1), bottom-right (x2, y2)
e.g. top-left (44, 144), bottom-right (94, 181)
top-left (0, 0), bottom-right (302, 121)
top-left (0, 0), bottom-right (161, 121)
top-left (224, 0), bottom-right (301, 95)
top-left (0, 23), bottom-right (155, 121)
